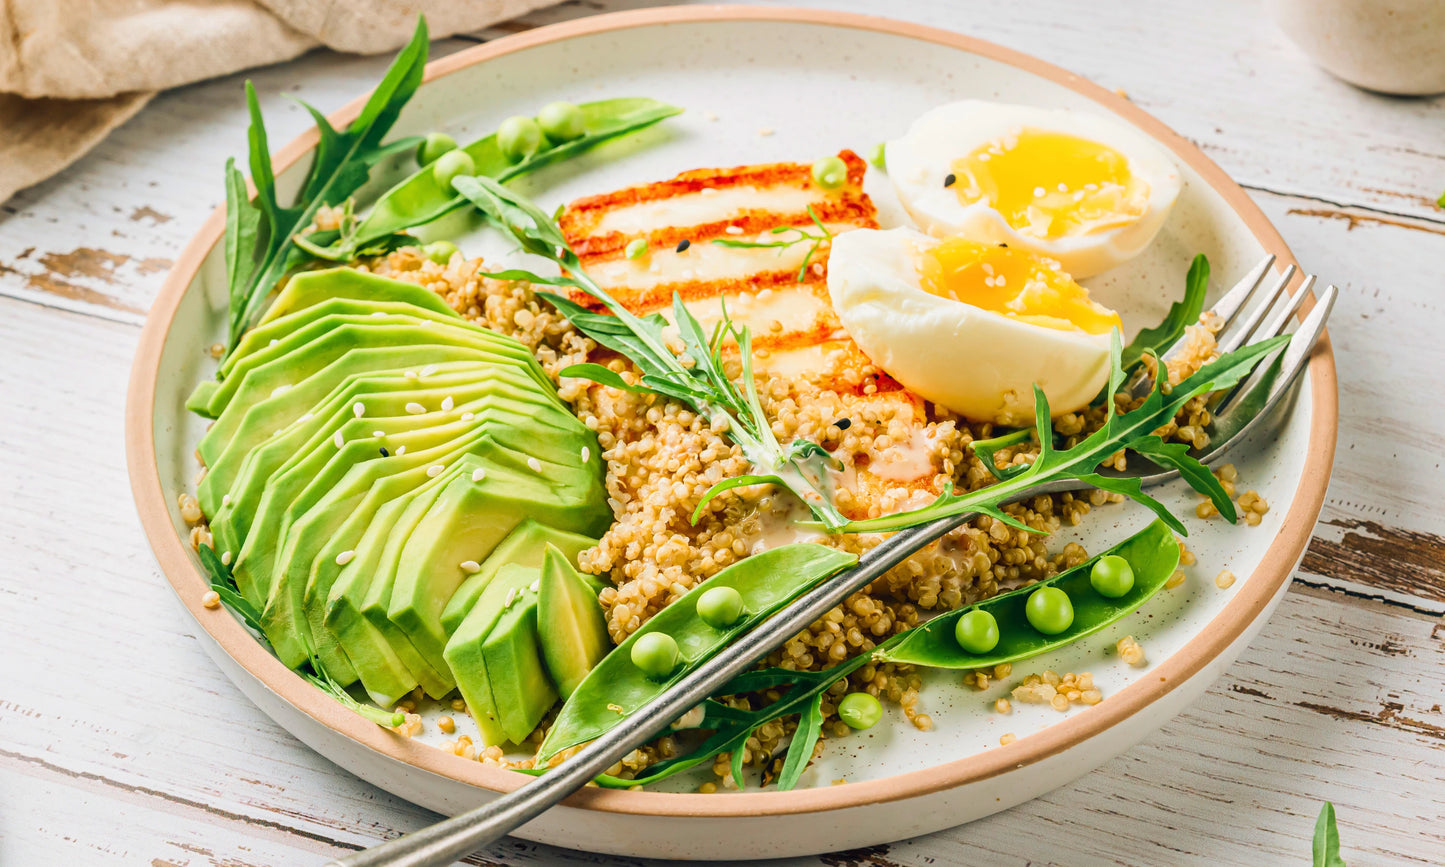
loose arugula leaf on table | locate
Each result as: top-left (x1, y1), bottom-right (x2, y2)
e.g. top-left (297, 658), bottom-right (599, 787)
top-left (834, 330), bottom-right (1289, 535)
top-left (223, 17), bottom-right (429, 352)
top-left (1313, 802), bottom-right (1347, 867)
top-left (1120, 253), bottom-right (1209, 372)
top-left (451, 174), bottom-right (850, 530)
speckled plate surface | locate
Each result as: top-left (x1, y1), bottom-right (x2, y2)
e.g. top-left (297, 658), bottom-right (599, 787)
top-left (126, 6), bottom-right (1337, 860)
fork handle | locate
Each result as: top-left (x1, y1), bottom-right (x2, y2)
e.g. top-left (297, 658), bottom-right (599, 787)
top-left (324, 511), bottom-right (974, 866)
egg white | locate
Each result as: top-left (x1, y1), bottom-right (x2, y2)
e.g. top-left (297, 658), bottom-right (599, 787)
top-left (886, 100), bottom-right (1182, 279)
top-left (827, 227), bottom-right (1115, 423)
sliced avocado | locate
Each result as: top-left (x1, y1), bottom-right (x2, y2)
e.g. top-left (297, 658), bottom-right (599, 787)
top-left (386, 453), bottom-right (609, 683)
top-left (443, 564), bottom-right (545, 745)
top-left (481, 576), bottom-right (558, 744)
top-left (197, 314), bottom-right (548, 419)
top-left (440, 520), bottom-right (599, 635)
top-left (257, 268), bottom-right (455, 327)
top-left (536, 544), bottom-right (612, 699)
top-left (207, 367), bottom-right (581, 550)
top-left (227, 387), bottom-right (586, 608)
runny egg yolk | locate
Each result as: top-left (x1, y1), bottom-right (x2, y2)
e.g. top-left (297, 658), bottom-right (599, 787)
top-left (919, 238), bottom-right (1122, 335)
top-left (951, 128), bottom-right (1150, 240)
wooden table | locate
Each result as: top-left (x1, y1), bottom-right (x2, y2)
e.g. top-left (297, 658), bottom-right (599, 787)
top-left (3, 1), bottom-right (1441, 864)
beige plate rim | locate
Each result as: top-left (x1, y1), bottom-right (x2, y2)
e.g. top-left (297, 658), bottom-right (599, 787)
top-left (125, 4), bottom-right (1339, 820)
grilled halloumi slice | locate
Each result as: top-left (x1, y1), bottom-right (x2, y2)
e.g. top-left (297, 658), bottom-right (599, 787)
top-left (559, 150), bottom-right (945, 507)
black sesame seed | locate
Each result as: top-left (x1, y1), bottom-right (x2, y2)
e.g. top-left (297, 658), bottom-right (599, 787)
top-left (675, 239), bottom-right (691, 253)
top-left (835, 417), bottom-right (852, 430)
top-left (998, 242), bottom-right (1008, 248)
top-left (943, 173), bottom-right (957, 188)
top-left (380, 447), bottom-right (390, 457)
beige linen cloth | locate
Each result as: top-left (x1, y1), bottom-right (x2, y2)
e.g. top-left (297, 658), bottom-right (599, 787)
top-left (0, 0), bottom-right (553, 204)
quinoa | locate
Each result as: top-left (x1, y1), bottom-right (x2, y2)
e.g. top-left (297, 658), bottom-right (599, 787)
top-left (367, 247), bottom-right (1224, 780)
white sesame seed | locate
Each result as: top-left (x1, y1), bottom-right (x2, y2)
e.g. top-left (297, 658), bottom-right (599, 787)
top-left (222, 493), bottom-right (231, 507)
top-left (396, 445), bottom-right (407, 456)
top-left (996, 275), bottom-right (1006, 286)
top-left (725, 225), bottom-right (744, 235)
top-left (373, 430), bottom-right (385, 438)
top-left (333, 431), bottom-right (345, 448)
top-left (977, 152), bottom-right (990, 161)
top-left (270, 384), bottom-right (290, 398)
top-left (405, 370), bottom-right (419, 380)
top-left (268, 338), bottom-right (278, 346)
top-left (353, 402), bottom-right (365, 418)
top-left (527, 457), bottom-right (543, 473)
top-left (460, 412), bottom-right (475, 422)
top-left (758, 127), bottom-right (774, 136)
top-left (472, 468), bottom-right (487, 482)
top-left (221, 550), bottom-right (232, 566)
top-left (460, 560), bottom-right (481, 574)
top-left (528, 579), bottom-right (541, 593)
top-left (335, 550), bottom-right (356, 566)
top-left (427, 464), bottom-right (445, 477)
top-left (1057, 182), bottom-right (1068, 192)
top-left (405, 402), bottom-right (426, 414)
top-left (441, 396), bottom-right (455, 411)
top-left (420, 364), bottom-right (438, 377)
top-left (1033, 186), bottom-right (1046, 198)
top-left (504, 587), bottom-right (518, 608)
top-left (299, 412), bottom-right (313, 423)
top-left (371, 311), bottom-right (387, 318)
top-left (581, 446), bottom-right (590, 462)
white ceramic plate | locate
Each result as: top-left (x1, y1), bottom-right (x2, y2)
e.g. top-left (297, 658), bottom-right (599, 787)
top-left (127, 7), bottom-right (1337, 860)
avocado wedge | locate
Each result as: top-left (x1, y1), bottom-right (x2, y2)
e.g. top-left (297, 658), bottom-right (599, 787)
top-left (536, 544), bottom-right (612, 699)
top-left (439, 520), bottom-right (599, 635)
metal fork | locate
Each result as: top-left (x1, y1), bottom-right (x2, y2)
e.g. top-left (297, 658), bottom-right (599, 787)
top-left (327, 255), bottom-right (1337, 867)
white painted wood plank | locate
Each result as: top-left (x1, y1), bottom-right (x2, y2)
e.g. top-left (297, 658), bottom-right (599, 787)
top-left (1, 296), bottom-right (1441, 865)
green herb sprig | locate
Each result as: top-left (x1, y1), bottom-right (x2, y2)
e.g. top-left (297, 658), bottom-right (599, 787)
top-left (1313, 802), bottom-right (1347, 867)
top-left (222, 18), bottom-right (430, 352)
top-left (710, 205), bottom-right (835, 282)
top-left (832, 330), bottom-right (1288, 536)
top-left (450, 174), bottom-right (850, 530)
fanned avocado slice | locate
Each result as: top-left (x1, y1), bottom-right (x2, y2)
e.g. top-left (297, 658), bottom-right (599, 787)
top-left (536, 544), bottom-right (612, 699)
top-left (480, 575), bottom-right (557, 744)
top-left (195, 314), bottom-right (547, 419)
top-left (207, 367), bottom-right (579, 551)
top-left (439, 520), bottom-right (599, 635)
top-left (443, 563), bottom-right (545, 745)
top-left (256, 268), bottom-right (455, 327)
top-left (258, 408), bottom-right (592, 670)
top-left (386, 450), bottom-right (609, 683)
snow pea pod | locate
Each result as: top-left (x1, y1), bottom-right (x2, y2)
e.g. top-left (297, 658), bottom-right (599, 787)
top-left (875, 518), bottom-right (1179, 669)
top-left (536, 543), bottom-right (857, 763)
top-left (305, 97), bottom-right (682, 262)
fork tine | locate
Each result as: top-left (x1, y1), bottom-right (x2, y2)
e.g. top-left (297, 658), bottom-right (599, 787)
top-left (1215, 263), bottom-right (1296, 354)
top-left (1201, 283), bottom-right (1337, 462)
top-left (1204, 254), bottom-right (1275, 334)
top-left (1210, 274), bottom-right (1316, 417)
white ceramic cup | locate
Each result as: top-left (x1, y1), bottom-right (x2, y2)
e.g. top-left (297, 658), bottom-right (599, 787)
top-left (1272, 0), bottom-right (1445, 95)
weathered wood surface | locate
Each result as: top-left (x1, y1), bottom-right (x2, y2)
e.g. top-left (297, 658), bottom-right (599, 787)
top-left (2, 1), bottom-right (1442, 864)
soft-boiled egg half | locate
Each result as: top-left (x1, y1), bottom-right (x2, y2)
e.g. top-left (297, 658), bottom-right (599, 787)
top-left (828, 227), bottom-right (1121, 423)
top-left (885, 100), bottom-right (1181, 278)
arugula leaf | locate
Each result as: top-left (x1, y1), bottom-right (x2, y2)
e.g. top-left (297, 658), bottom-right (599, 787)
top-left (557, 363), bottom-right (654, 394)
top-left (223, 17), bottom-right (429, 351)
top-left (1313, 802), bottom-right (1347, 867)
top-left (1120, 253), bottom-right (1209, 371)
top-left (969, 427), bottom-right (1033, 482)
top-left (776, 692), bottom-right (825, 791)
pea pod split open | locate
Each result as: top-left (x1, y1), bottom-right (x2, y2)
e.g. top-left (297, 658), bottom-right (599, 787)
top-left (536, 543), bottom-right (858, 763)
top-left (873, 518), bottom-right (1179, 669)
top-left (304, 97), bottom-right (682, 262)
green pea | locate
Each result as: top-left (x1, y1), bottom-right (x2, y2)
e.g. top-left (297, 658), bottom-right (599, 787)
top-left (431, 149), bottom-right (475, 189)
top-left (537, 101), bottom-right (586, 143)
top-left (630, 632), bottom-right (679, 679)
top-left (1025, 586), bottom-right (1074, 635)
top-left (953, 609), bottom-right (999, 654)
top-left (869, 142), bottom-right (887, 170)
top-left (811, 155), bottom-right (848, 190)
top-left (498, 115), bottom-right (543, 163)
top-left (625, 238), bottom-right (648, 259)
top-left (837, 692), bottom-right (883, 730)
top-left (696, 585), bottom-right (743, 629)
top-left (1090, 554), bottom-right (1135, 598)
top-left (421, 240), bottom-right (459, 265)
top-left (416, 132), bottom-right (458, 167)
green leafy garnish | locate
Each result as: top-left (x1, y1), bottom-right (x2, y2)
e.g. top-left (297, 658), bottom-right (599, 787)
top-left (222, 18), bottom-right (429, 351)
top-left (710, 205), bottom-right (835, 282)
top-left (451, 174), bottom-right (849, 530)
top-left (1120, 253), bottom-right (1209, 371)
top-left (1313, 802), bottom-right (1347, 867)
top-left (834, 330), bottom-right (1287, 536)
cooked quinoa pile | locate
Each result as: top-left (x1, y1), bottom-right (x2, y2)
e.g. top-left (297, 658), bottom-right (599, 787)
top-left (363, 247), bottom-right (1231, 783)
